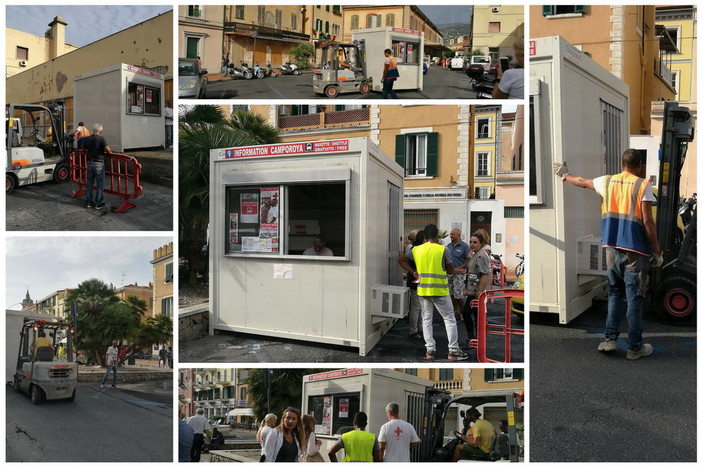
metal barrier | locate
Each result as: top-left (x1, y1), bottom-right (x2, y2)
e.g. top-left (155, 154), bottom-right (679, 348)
top-left (70, 149), bottom-right (143, 213)
top-left (469, 289), bottom-right (524, 363)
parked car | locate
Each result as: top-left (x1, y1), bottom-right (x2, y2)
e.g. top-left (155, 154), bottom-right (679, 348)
top-left (179, 58), bottom-right (208, 99)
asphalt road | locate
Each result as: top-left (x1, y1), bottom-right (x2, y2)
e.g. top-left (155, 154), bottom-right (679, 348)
top-left (6, 380), bottom-right (173, 462)
top-left (530, 301), bottom-right (696, 462)
top-left (6, 179), bottom-right (173, 231)
top-left (203, 66), bottom-right (490, 100)
top-left (180, 298), bottom-right (524, 363)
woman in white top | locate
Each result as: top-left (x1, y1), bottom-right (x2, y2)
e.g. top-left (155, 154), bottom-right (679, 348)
top-left (263, 407), bottom-right (305, 463)
top-left (257, 413), bottom-right (278, 461)
top-left (301, 414), bottom-right (324, 462)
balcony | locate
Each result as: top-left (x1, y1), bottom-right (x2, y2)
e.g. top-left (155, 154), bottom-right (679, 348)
top-left (434, 379), bottom-right (464, 391)
top-left (655, 57), bottom-right (674, 90)
top-left (279, 108), bottom-right (370, 132)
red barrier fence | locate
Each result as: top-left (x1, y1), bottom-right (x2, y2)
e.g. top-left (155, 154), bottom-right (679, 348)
top-left (70, 149), bottom-right (143, 213)
top-left (469, 289), bottom-right (524, 363)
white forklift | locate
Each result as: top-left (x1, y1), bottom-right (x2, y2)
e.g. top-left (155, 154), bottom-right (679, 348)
top-left (313, 38), bottom-right (372, 98)
top-left (5, 100), bottom-right (71, 193)
top-left (13, 318), bottom-right (78, 404)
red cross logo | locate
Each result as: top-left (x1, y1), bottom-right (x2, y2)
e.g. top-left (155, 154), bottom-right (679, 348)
top-left (394, 427), bottom-right (403, 438)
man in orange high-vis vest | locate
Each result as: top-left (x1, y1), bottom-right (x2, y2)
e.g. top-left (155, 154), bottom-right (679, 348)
top-left (554, 149), bottom-right (663, 360)
top-left (398, 224), bottom-right (470, 361)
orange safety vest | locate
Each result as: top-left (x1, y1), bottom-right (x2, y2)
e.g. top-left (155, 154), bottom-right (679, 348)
top-left (600, 171), bottom-right (652, 256)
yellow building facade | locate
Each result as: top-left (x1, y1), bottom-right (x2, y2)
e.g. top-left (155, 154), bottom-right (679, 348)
top-left (178, 5), bottom-right (226, 73)
top-left (342, 5), bottom-right (443, 46)
top-left (655, 6), bottom-right (697, 102)
top-left (115, 284), bottom-right (154, 318)
top-left (530, 5), bottom-right (676, 135)
top-left (151, 242), bottom-right (174, 318)
top-left (471, 105), bottom-right (501, 200)
top-left (472, 5), bottom-right (525, 62)
top-left (35, 289), bottom-right (71, 320)
top-left (6, 16), bottom-right (79, 77)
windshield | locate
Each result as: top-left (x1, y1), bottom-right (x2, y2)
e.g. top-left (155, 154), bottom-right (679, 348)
top-left (473, 57), bottom-right (490, 64)
top-left (179, 60), bottom-right (197, 76)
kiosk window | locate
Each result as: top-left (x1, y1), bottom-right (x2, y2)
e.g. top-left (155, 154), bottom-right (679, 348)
top-left (226, 186), bottom-right (280, 254)
top-left (308, 393), bottom-right (360, 436)
top-left (127, 83), bottom-right (161, 115)
top-left (392, 40), bottom-right (420, 64)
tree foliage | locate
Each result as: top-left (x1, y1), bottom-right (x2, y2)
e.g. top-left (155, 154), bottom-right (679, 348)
top-left (288, 43), bottom-right (315, 68)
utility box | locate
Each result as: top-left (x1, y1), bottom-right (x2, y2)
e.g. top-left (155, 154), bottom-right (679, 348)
top-left (5, 309), bottom-right (52, 383)
top-left (209, 137), bottom-right (406, 355)
top-left (74, 63), bottom-right (165, 152)
top-left (529, 36), bottom-right (630, 323)
top-left (301, 368), bottom-right (433, 461)
top-left (352, 27), bottom-right (424, 92)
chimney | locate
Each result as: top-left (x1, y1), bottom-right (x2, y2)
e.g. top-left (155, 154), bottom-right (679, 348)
top-left (48, 16), bottom-right (68, 59)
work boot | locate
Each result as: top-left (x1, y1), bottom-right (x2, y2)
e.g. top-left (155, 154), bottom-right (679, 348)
top-left (626, 344), bottom-right (653, 360)
top-left (597, 339), bottom-right (618, 352)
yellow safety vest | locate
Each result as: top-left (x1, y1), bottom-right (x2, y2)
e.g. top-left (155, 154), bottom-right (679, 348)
top-left (413, 242), bottom-right (450, 296)
top-left (600, 171), bottom-right (651, 256)
top-left (341, 430), bottom-right (375, 462)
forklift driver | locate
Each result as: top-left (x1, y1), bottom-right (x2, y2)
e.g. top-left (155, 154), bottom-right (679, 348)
top-left (31, 330), bottom-right (55, 357)
top-left (452, 407), bottom-right (495, 461)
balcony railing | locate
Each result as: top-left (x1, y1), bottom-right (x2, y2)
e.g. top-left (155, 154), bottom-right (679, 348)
top-left (279, 108), bottom-right (370, 131)
top-left (655, 57), bottom-right (674, 89)
top-left (434, 380), bottom-right (464, 391)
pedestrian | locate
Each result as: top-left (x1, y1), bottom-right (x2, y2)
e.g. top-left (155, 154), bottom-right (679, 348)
top-left (461, 232), bottom-right (491, 341)
top-left (452, 407), bottom-right (496, 461)
top-left (328, 411), bottom-right (380, 462)
top-left (187, 408), bottom-right (212, 462)
top-left (56, 342), bottom-right (67, 360)
top-left (404, 230), bottom-right (425, 340)
top-left (179, 420), bottom-right (195, 463)
top-left (398, 224), bottom-right (470, 361)
top-left (446, 228), bottom-right (470, 318)
top-left (263, 407), bottom-right (304, 462)
top-left (378, 402), bottom-right (420, 462)
top-left (158, 345), bottom-right (167, 368)
top-left (100, 340), bottom-right (119, 388)
top-left (381, 48), bottom-right (400, 99)
top-left (301, 414), bottom-right (324, 462)
top-left (210, 427), bottom-right (225, 450)
top-left (222, 56), bottom-right (230, 74)
top-left (553, 149), bottom-right (663, 360)
top-left (257, 413), bottom-right (278, 461)
top-left (493, 38), bottom-right (524, 99)
top-left (167, 347), bottom-right (174, 368)
top-left (164, 100), bottom-right (174, 149)
top-left (70, 121), bottom-right (91, 148)
top-left (80, 123), bottom-right (111, 210)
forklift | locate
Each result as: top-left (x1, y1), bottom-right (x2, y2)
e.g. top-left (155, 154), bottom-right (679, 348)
top-left (650, 101), bottom-right (696, 324)
top-left (6, 100), bottom-right (71, 193)
top-left (419, 388), bottom-right (523, 462)
top-left (313, 37), bottom-right (372, 98)
top-left (13, 318), bottom-right (78, 404)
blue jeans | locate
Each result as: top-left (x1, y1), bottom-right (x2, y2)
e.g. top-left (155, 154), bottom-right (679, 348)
top-left (101, 365), bottom-right (117, 386)
top-left (165, 125), bottom-right (173, 148)
top-left (86, 160), bottom-right (105, 204)
top-left (604, 248), bottom-right (649, 350)
top-left (382, 78), bottom-right (399, 99)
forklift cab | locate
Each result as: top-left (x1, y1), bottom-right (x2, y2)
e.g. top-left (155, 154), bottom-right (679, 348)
top-left (14, 318), bottom-right (78, 404)
top-left (313, 40), bottom-right (372, 98)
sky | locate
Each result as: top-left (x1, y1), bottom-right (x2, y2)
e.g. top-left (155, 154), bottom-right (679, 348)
top-left (6, 236), bottom-right (172, 309)
top-left (417, 5), bottom-right (472, 27)
top-left (6, 5), bottom-right (171, 47)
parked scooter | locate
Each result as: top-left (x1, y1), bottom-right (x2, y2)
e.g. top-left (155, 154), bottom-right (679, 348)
top-left (252, 63), bottom-right (276, 78)
top-left (228, 62), bottom-right (253, 80)
top-left (679, 193), bottom-right (696, 227)
top-left (280, 62), bottom-right (301, 75)
top-left (466, 64), bottom-right (496, 99)
top-left (490, 253), bottom-right (507, 287)
top-left (264, 63), bottom-right (276, 78)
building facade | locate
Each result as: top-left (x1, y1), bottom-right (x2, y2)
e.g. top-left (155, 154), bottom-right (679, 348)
top-left (179, 368), bottom-right (195, 419)
top-left (151, 242), bottom-right (174, 319)
top-left (192, 368), bottom-right (254, 425)
top-left (6, 16), bottom-right (79, 77)
top-left (655, 6), bottom-right (697, 102)
top-left (178, 5), bottom-right (226, 73)
top-left (471, 5), bottom-right (525, 62)
top-left (35, 289), bottom-right (72, 320)
top-left (115, 283), bottom-right (154, 318)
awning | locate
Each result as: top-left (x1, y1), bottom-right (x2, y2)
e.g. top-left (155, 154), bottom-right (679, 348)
top-left (227, 408), bottom-right (255, 417)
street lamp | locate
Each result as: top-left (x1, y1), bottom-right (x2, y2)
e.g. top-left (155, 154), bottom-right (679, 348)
top-left (264, 369), bottom-right (273, 414)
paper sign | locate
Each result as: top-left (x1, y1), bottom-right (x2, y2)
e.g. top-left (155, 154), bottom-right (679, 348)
top-left (274, 264), bottom-right (293, 280)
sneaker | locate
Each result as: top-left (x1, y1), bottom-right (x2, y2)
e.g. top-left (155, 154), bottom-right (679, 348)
top-left (95, 202), bottom-right (106, 210)
top-left (425, 349), bottom-right (436, 360)
top-left (100, 384), bottom-right (104, 388)
top-left (626, 344), bottom-right (653, 360)
top-left (448, 349), bottom-right (470, 361)
top-left (598, 339), bottom-right (618, 352)
top-left (86, 202), bottom-right (94, 208)
top-left (409, 332), bottom-right (423, 341)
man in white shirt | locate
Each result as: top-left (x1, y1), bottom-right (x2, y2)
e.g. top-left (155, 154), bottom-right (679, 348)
top-left (303, 236), bottom-right (334, 256)
top-left (100, 341), bottom-right (119, 388)
top-left (378, 402), bottom-right (420, 462)
top-left (187, 408), bottom-right (211, 462)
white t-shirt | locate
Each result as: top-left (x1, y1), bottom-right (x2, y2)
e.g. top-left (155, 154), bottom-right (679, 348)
top-left (378, 419), bottom-right (420, 462)
top-left (187, 414), bottom-right (211, 435)
top-left (498, 68), bottom-right (524, 99)
top-left (303, 246), bottom-right (333, 256)
top-left (593, 175), bottom-right (655, 201)
top-left (164, 107), bottom-right (174, 126)
top-left (106, 346), bottom-right (119, 366)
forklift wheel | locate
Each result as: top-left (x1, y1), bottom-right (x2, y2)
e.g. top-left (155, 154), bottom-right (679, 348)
top-left (6, 174), bottom-right (16, 194)
top-left (360, 81), bottom-right (371, 95)
top-left (31, 385), bottom-right (43, 404)
top-left (325, 85), bottom-right (340, 98)
top-left (53, 163), bottom-right (70, 183)
top-left (654, 277), bottom-right (695, 324)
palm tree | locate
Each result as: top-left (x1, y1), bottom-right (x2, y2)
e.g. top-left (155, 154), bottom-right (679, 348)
top-left (247, 369), bottom-right (330, 421)
top-left (179, 105), bottom-right (280, 286)
top-left (65, 278), bottom-right (119, 318)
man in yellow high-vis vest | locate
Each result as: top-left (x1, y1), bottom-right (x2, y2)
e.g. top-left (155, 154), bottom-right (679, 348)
top-left (554, 149), bottom-right (663, 360)
top-left (399, 224), bottom-right (470, 361)
top-left (328, 412), bottom-right (380, 462)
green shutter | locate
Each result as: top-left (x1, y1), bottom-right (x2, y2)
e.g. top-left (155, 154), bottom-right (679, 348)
top-left (514, 369), bottom-right (524, 380)
top-left (395, 134), bottom-right (407, 173)
top-left (484, 369), bottom-right (494, 382)
top-left (542, 6), bottom-right (554, 16)
top-left (574, 5), bottom-right (586, 14)
top-left (426, 132), bottom-right (439, 177)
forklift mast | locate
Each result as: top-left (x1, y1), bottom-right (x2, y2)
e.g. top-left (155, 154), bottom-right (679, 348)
top-left (656, 101), bottom-right (694, 254)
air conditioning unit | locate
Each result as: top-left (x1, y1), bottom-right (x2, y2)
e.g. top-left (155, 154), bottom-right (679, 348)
top-left (370, 284), bottom-right (409, 320)
top-left (19, 60), bottom-right (28, 67)
top-left (491, 7), bottom-right (500, 13)
top-left (576, 234), bottom-right (607, 276)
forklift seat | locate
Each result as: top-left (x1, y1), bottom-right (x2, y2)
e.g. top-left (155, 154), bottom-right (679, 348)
top-left (35, 346), bottom-right (54, 362)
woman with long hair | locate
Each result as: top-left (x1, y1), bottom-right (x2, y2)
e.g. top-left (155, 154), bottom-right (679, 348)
top-left (301, 414), bottom-right (324, 462)
top-left (462, 232), bottom-right (491, 341)
top-left (263, 407), bottom-right (305, 462)
top-left (257, 413), bottom-right (278, 461)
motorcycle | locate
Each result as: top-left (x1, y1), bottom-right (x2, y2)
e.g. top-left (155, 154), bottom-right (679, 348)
top-left (490, 254), bottom-right (507, 287)
top-left (280, 62), bottom-right (301, 76)
top-left (466, 64), bottom-right (496, 99)
top-left (253, 63), bottom-right (276, 79)
top-left (264, 63), bottom-right (276, 78)
top-left (228, 62), bottom-right (253, 80)
top-left (514, 253), bottom-right (525, 278)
